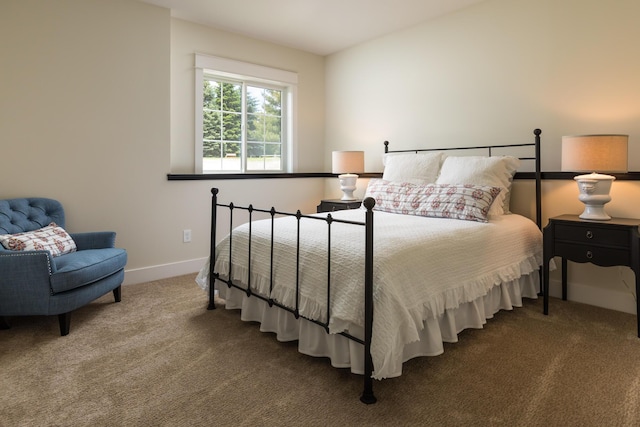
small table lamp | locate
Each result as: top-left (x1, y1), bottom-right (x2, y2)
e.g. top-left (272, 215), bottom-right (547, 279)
top-left (332, 151), bottom-right (365, 201)
top-left (561, 134), bottom-right (628, 220)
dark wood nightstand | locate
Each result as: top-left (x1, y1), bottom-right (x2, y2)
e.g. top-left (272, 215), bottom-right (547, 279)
top-left (542, 214), bottom-right (640, 336)
top-left (317, 199), bottom-right (362, 213)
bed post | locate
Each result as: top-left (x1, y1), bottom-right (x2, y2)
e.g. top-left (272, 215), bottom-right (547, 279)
top-left (533, 129), bottom-right (543, 295)
top-left (534, 129), bottom-right (542, 230)
top-left (360, 197), bottom-right (377, 404)
top-left (208, 188), bottom-right (219, 310)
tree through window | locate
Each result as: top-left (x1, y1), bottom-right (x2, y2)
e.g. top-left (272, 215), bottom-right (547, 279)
top-left (202, 78), bottom-right (284, 172)
top-left (246, 86), bottom-right (282, 171)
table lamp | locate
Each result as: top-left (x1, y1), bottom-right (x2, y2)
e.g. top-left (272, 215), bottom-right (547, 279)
top-left (332, 151), bottom-right (365, 201)
top-left (561, 134), bottom-right (628, 220)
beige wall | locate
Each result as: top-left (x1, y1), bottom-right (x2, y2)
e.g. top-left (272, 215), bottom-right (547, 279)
top-left (325, 0), bottom-right (640, 170)
top-left (169, 18), bottom-right (326, 174)
top-left (0, 0), bottom-right (326, 284)
top-left (167, 17), bottom-right (328, 279)
top-left (325, 0), bottom-right (640, 313)
top-left (1, 0), bottom-right (171, 277)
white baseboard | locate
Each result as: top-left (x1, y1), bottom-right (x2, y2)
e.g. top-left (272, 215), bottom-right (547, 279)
top-left (123, 257), bottom-right (207, 286)
top-left (548, 278), bottom-right (637, 315)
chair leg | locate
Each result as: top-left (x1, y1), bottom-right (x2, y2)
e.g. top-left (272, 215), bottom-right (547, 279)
top-left (58, 312), bottom-right (71, 336)
top-left (113, 285), bottom-right (122, 302)
top-left (0, 316), bottom-right (10, 330)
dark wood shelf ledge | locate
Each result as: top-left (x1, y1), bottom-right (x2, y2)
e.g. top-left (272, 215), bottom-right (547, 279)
top-left (168, 171), bottom-right (640, 181)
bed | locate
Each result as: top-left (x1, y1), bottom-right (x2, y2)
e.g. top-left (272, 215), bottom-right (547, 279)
top-left (196, 129), bottom-right (543, 404)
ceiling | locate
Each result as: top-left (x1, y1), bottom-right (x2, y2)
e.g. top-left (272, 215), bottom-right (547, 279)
top-left (140, 0), bottom-right (485, 55)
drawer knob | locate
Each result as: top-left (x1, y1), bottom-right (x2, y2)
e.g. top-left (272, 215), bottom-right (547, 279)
top-left (586, 230), bottom-right (593, 239)
top-left (586, 250), bottom-right (593, 259)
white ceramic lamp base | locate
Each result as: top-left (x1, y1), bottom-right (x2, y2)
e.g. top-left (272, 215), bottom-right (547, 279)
top-left (575, 172), bottom-right (615, 221)
top-left (338, 173), bottom-right (358, 201)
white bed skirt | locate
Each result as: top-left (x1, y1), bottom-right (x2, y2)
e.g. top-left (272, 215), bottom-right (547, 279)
top-left (215, 271), bottom-right (540, 379)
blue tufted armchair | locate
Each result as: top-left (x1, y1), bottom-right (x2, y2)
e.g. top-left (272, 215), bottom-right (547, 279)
top-left (0, 198), bottom-right (127, 335)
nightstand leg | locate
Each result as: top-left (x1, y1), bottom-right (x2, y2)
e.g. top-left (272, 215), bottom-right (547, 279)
top-left (635, 270), bottom-right (640, 338)
top-left (562, 258), bottom-right (568, 301)
top-left (637, 279), bottom-right (640, 339)
top-left (632, 233), bottom-right (640, 338)
top-left (542, 223), bottom-right (553, 315)
top-left (543, 258), bottom-right (549, 315)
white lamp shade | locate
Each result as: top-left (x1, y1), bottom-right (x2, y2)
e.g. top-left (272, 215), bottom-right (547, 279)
top-left (561, 134), bottom-right (628, 173)
top-left (332, 151), bottom-right (364, 174)
top-left (561, 134), bottom-right (628, 221)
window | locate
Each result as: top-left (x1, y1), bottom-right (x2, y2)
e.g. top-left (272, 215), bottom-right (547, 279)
top-left (195, 54), bottom-right (297, 173)
top-left (202, 79), bottom-right (283, 171)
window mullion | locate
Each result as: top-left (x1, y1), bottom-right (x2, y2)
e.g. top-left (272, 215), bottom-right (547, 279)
top-left (241, 83), bottom-right (248, 173)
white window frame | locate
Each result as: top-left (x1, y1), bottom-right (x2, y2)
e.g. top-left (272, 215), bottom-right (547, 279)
top-left (195, 53), bottom-right (298, 173)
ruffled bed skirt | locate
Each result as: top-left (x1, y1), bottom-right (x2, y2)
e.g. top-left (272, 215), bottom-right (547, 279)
top-left (214, 271), bottom-right (540, 379)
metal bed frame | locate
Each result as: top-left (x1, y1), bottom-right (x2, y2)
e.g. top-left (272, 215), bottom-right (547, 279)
top-left (207, 128), bottom-right (542, 404)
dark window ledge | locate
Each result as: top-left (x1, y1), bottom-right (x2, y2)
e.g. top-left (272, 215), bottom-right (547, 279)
top-left (168, 172), bottom-right (640, 181)
top-left (167, 172), bottom-right (382, 180)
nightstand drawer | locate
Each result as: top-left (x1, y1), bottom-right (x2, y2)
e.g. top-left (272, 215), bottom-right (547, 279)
top-left (555, 242), bottom-right (630, 266)
top-left (554, 223), bottom-right (629, 248)
top-left (317, 199), bottom-right (362, 213)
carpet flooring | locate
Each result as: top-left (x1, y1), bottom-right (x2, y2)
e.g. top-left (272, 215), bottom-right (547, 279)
top-left (2, 274), bottom-right (640, 426)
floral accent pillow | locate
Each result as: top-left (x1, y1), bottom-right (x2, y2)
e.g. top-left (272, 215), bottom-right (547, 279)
top-left (364, 179), bottom-right (502, 222)
top-left (0, 222), bottom-right (77, 257)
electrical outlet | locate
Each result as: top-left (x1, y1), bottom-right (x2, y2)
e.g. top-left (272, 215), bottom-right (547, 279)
top-left (183, 229), bottom-right (192, 243)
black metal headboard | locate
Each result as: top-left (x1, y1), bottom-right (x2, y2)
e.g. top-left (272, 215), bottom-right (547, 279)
top-left (383, 129), bottom-right (542, 229)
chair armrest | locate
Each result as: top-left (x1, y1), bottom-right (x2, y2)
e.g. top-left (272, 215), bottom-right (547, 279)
top-left (70, 231), bottom-right (116, 250)
top-left (0, 251), bottom-right (55, 307)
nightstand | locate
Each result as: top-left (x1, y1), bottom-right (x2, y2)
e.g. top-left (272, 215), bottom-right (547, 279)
top-left (316, 199), bottom-right (362, 213)
top-left (542, 214), bottom-right (640, 337)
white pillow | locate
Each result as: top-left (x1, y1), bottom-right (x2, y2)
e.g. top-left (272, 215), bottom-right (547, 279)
top-left (435, 156), bottom-right (520, 215)
top-left (0, 222), bottom-right (77, 257)
top-left (382, 152), bottom-right (442, 184)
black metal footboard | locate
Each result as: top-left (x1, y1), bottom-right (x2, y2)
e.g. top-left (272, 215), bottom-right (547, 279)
top-left (207, 188), bottom-right (377, 404)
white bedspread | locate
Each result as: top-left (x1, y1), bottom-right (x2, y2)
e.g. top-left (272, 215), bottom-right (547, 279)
top-left (198, 210), bottom-right (543, 379)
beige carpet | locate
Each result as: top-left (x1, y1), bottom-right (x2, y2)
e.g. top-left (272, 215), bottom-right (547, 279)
top-left (2, 274), bottom-right (640, 427)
